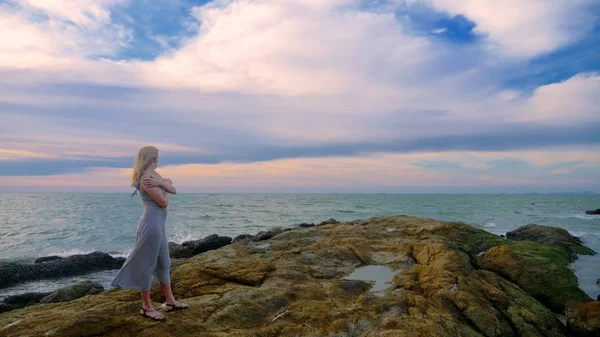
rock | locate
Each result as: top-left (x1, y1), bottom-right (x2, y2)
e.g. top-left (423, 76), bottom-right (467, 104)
top-left (0, 216), bottom-right (591, 337)
top-left (0, 252), bottom-right (125, 289)
top-left (597, 278), bottom-right (600, 287)
top-left (169, 234), bottom-right (232, 259)
top-left (298, 223), bottom-right (315, 228)
top-left (585, 209), bottom-right (600, 215)
top-left (252, 228), bottom-right (288, 241)
top-left (34, 256), bottom-right (63, 264)
top-left (566, 299), bottom-right (600, 337)
top-left (506, 224), bottom-right (596, 261)
top-left (0, 282), bottom-right (104, 314)
top-left (318, 218), bottom-right (340, 226)
top-left (232, 234), bottom-right (253, 243)
top-left (477, 242), bottom-right (589, 313)
top-left (40, 281), bottom-right (104, 304)
top-left (0, 292), bottom-right (50, 313)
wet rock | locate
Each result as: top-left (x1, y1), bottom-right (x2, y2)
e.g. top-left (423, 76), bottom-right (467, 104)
top-left (0, 281), bottom-right (104, 314)
top-left (506, 224), bottom-right (596, 260)
top-left (0, 216), bottom-right (591, 337)
top-left (168, 234), bottom-right (232, 259)
top-left (298, 223), bottom-right (315, 228)
top-left (318, 218), bottom-right (340, 226)
top-left (232, 234), bottom-right (253, 243)
top-left (0, 252), bottom-right (125, 289)
top-left (40, 281), bottom-right (104, 304)
top-left (252, 228), bottom-right (288, 241)
top-left (478, 243), bottom-right (588, 313)
top-left (335, 279), bottom-right (373, 296)
top-left (34, 256), bottom-right (63, 264)
top-left (585, 209), bottom-right (600, 215)
top-left (566, 299), bottom-right (600, 337)
top-left (0, 292), bottom-right (49, 313)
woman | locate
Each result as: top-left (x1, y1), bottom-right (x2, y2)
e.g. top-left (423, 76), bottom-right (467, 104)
top-left (111, 145), bottom-right (189, 321)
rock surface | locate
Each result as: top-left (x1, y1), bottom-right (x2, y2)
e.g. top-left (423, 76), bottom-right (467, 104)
top-left (566, 299), bottom-right (600, 337)
top-left (40, 281), bottom-right (104, 304)
top-left (318, 218), bottom-right (340, 226)
top-left (0, 216), bottom-right (595, 337)
top-left (584, 209), bottom-right (600, 215)
top-left (0, 292), bottom-right (49, 313)
top-left (34, 256), bottom-right (63, 264)
top-left (477, 243), bottom-right (588, 312)
top-left (506, 224), bottom-right (596, 261)
top-left (0, 252), bottom-right (125, 289)
top-left (0, 281), bottom-right (104, 314)
top-left (168, 234), bottom-right (232, 259)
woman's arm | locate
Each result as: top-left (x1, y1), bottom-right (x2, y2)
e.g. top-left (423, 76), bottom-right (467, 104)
top-left (143, 175), bottom-right (177, 194)
top-left (161, 178), bottom-right (177, 194)
top-left (141, 174), bottom-right (169, 208)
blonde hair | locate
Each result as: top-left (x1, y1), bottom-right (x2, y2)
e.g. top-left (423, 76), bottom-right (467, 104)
top-left (131, 146), bottom-right (159, 187)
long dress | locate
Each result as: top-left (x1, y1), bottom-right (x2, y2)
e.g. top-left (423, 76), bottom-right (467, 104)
top-left (111, 184), bottom-right (171, 290)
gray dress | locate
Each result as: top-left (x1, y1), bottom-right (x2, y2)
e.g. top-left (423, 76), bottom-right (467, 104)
top-left (111, 182), bottom-right (171, 290)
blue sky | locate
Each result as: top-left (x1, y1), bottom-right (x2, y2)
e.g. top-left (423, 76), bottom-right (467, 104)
top-left (0, 0), bottom-right (599, 193)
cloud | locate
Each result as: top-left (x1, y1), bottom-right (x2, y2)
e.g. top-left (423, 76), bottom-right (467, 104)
top-left (522, 73), bottom-right (600, 124)
top-left (419, 0), bottom-right (598, 58)
top-left (0, 0), bottom-right (598, 191)
top-left (1, 148), bottom-right (598, 192)
top-left (0, 0), bottom-right (132, 69)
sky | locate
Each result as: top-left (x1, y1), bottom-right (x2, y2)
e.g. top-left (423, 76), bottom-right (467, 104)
top-left (0, 0), bottom-right (599, 193)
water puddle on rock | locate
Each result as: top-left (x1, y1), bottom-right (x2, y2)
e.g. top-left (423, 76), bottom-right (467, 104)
top-left (256, 243), bottom-right (271, 249)
top-left (342, 265), bottom-right (397, 296)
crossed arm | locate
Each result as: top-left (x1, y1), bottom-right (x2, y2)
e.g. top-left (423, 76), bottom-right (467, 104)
top-left (140, 173), bottom-right (177, 208)
top-left (143, 174), bottom-right (177, 194)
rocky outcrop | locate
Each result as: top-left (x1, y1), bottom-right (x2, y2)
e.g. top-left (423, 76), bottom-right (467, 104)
top-left (506, 224), bottom-right (596, 261)
top-left (0, 252), bottom-right (124, 289)
top-left (318, 218), bottom-right (339, 226)
top-left (0, 281), bottom-right (104, 314)
top-left (34, 256), bottom-right (63, 264)
top-left (477, 243), bottom-right (588, 312)
top-left (232, 234), bottom-right (253, 243)
top-left (584, 209), bottom-right (600, 215)
top-left (0, 292), bottom-right (49, 313)
top-left (566, 299), bottom-right (600, 337)
top-left (168, 234), bottom-right (232, 259)
top-left (0, 216), bottom-right (594, 337)
top-left (252, 228), bottom-right (289, 241)
top-left (40, 281), bottom-right (104, 304)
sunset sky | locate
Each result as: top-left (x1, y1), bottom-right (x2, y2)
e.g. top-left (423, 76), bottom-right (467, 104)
top-left (1, 0), bottom-right (599, 193)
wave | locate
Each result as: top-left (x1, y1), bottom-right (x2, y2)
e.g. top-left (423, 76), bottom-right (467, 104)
top-left (42, 248), bottom-right (133, 259)
top-left (555, 214), bottom-right (600, 221)
top-left (568, 231), bottom-right (587, 237)
top-left (42, 248), bottom-right (98, 257)
top-left (169, 232), bottom-right (200, 244)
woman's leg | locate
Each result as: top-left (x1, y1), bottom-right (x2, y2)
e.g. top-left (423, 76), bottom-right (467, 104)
top-left (154, 236), bottom-right (177, 304)
top-left (140, 290), bottom-right (154, 309)
top-left (160, 282), bottom-right (176, 304)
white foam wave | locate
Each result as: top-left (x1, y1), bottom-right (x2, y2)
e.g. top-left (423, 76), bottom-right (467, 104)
top-left (168, 228), bottom-right (210, 244)
top-left (568, 231), bottom-right (588, 238)
top-left (484, 222), bottom-right (497, 227)
top-left (42, 248), bottom-right (132, 259)
top-left (555, 214), bottom-right (600, 221)
top-left (43, 248), bottom-right (97, 257)
top-left (108, 248), bottom-right (132, 259)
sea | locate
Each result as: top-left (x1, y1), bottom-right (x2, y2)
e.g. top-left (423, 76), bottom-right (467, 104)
top-left (1, 193), bottom-right (599, 300)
